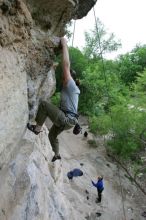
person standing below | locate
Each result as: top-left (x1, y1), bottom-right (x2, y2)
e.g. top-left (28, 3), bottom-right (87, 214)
top-left (91, 176), bottom-right (104, 203)
top-left (27, 37), bottom-right (80, 162)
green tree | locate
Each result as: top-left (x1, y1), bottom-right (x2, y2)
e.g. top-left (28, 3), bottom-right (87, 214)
top-left (83, 18), bottom-right (121, 59)
top-left (118, 44), bottom-right (146, 85)
top-left (106, 69), bottom-right (146, 158)
top-left (69, 47), bottom-right (88, 79)
top-left (107, 104), bottom-right (143, 157)
top-left (130, 69), bottom-right (146, 109)
top-left (79, 60), bottom-right (127, 116)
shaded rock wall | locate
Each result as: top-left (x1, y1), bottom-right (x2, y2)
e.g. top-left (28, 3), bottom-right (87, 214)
top-left (25, 0), bottom-right (97, 34)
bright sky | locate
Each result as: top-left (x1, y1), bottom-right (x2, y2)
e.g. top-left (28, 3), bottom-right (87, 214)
top-left (68, 0), bottom-right (146, 59)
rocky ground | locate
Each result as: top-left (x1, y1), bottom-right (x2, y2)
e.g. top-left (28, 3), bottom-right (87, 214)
top-left (52, 116), bottom-right (146, 220)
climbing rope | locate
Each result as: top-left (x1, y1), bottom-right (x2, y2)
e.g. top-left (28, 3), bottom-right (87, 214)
top-left (72, 20), bottom-right (76, 47)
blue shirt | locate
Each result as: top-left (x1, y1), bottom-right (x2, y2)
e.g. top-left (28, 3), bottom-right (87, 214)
top-left (92, 179), bottom-right (104, 190)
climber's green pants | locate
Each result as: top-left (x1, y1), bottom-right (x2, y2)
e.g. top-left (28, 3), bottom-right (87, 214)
top-left (35, 101), bottom-right (77, 155)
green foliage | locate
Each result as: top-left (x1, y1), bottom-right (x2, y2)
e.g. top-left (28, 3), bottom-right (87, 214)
top-left (83, 18), bottom-right (121, 59)
top-left (78, 48), bottom-right (146, 158)
top-left (51, 92), bottom-right (60, 106)
top-left (107, 104), bottom-right (146, 158)
top-left (133, 69), bottom-right (146, 98)
top-left (128, 69), bottom-right (146, 126)
top-left (79, 64), bottom-right (105, 115)
top-left (143, 168), bottom-right (146, 174)
top-left (69, 47), bottom-right (88, 79)
top-left (79, 60), bottom-right (128, 116)
top-left (89, 114), bottom-right (111, 134)
top-left (118, 45), bottom-right (146, 85)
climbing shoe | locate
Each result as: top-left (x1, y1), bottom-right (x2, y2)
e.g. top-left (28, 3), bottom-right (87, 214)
top-left (95, 198), bottom-right (101, 203)
top-left (27, 123), bottom-right (41, 135)
top-left (51, 155), bottom-right (61, 162)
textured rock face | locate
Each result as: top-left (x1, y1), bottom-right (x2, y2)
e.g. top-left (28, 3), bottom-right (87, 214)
top-left (0, 127), bottom-right (72, 220)
top-left (0, 0), bottom-right (97, 219)
top-left (25, 0), bottom-right (97, 34)
top-left (0, 48), bottom-right (28, 167)
top-left (0, 0), bottom-right (32, 47)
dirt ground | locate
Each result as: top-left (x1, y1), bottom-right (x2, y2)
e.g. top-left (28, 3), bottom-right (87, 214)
top-left (55, 116), bottom-right (146, 220)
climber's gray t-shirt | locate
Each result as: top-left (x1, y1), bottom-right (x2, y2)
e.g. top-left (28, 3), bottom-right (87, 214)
top-left (60, 79), bottom-right (80, 116)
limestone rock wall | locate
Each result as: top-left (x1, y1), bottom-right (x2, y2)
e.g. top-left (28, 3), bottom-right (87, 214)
top-left (0, 0), bottom-right (97, 219)
top-left (0, 47), bottom-right (28, 168)
top-left (0, 127), bottom-right (73, 220)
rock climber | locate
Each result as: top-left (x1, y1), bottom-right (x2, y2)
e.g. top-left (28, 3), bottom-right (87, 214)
top-left (91, 176), bottom-right (104, 203)
top-left (27, 37), bottom-right (80, 162)
top-left (67, 168), bottom-right (83, 180)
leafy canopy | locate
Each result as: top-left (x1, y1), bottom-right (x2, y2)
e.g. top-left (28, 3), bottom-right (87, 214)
top-left (118, 44), bottom-right (146, 85)
top-left (83, 18), bottom-right (121, 59)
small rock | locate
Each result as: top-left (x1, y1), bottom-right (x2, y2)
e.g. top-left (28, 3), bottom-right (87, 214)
top-left (85, 190), bottom-right (89, 194)
top-left (106, 163), bottom-right (110, 167)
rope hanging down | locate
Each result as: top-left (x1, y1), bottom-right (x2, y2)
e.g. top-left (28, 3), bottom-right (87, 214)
top-left (72, 20), bottom-right (76, 47)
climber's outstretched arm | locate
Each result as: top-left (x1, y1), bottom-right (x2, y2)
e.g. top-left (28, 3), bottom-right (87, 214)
top-left (60, 37), bottom-right (72, 86)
